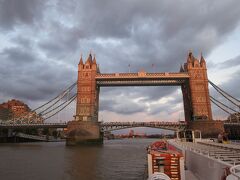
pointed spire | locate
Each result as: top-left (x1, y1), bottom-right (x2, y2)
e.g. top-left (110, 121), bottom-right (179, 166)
top-left (86, 53), bottom-right (92, 64)
top-left (189, 49), bottom-right (192, 56)
top-left (79, 53), bottom-right (83, 65)
top-left (200, 52), bottom-right (206, 67)
top-left (187, 49), bottom-right (193, 63)
top-left (89, 50), bottom-right (93, 63)
top-left (93, 54), bottom-right (96, 64)
top-left (200, 52), bottom-right (205, 63)
top-left (180, 64), bottom-right (184, 72)
top-left (97, 64), bottom-right (100, 73)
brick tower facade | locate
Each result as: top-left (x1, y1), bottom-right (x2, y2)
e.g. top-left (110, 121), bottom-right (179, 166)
top-left (75, 54), bottom-right (99, 122)
top-left (182, 52), bottom-right (213, 121)
top-left (66, 54), bottom-right (102, 145)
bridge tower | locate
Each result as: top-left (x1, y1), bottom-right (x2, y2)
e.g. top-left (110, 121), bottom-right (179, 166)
top-left (75, 53), bottom-right (99, 121)
top-left (66, 54), bottom-right (102, 145)
top-left (182, 51), bottom-right (223, 137)
top-left (182, 51), bottom-right (212, 121)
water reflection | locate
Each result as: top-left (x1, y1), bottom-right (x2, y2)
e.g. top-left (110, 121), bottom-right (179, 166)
top-left (0, 139), bottom-right (157, 180)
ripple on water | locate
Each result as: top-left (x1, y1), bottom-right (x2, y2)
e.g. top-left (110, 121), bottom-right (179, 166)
top-left (0, 139), bottom-right (158, 180)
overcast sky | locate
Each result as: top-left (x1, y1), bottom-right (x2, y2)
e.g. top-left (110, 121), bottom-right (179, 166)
top-left (0, 0), bottom-right (239, 123)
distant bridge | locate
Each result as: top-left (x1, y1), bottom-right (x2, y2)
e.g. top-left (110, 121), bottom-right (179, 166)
top-left (1, 121), bottom-right (239, 133)
top-left (0, 121), bottom-right (187, 132)
top-left (101, 121), bottom-right (187, 132)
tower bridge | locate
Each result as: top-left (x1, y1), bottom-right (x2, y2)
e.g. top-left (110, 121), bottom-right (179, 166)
top-left (67, 51), bottom-right (239, 144)
top-left (74, 52), bottom-right (213, 124)
top-left (1, 51), bottom-right (239, 144)
top-left (68, 51), bottom-right (218, 145)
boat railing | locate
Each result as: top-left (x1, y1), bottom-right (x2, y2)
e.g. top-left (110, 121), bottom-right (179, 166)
top-left (230, 165), bottom-right (240, 179)
top-left (148, 172), bottom-right (171, 180)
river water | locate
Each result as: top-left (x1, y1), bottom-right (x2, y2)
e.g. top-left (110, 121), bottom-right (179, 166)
top-left (0, 139), bottom-right (157, 180)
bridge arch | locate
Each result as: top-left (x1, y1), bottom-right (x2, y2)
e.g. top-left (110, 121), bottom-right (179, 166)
top-left (101, 122), bottom-right (186, 133)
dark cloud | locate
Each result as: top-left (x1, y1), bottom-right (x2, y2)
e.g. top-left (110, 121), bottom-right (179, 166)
top-left (0, 0), bottom-right (45, 30)
top-left (99, 86), bottom-right (183, 116)
top-left (100, 99), bottom-right (146, 115)
top-left (0, 0), bottom-right (240, 120)
top-left (0, 46), bottom-right (76, 104)
top-left (100, 86), bottom-right (178, 102)
top-left (38, 22), bottom-right (85, 59)
top-left (11, 36), bottom-right (33, 49)
top-left (146, 94), bottom-right (184, 116)
top-left (216, 70), bottom-right (240, 100)
top-left (209, 69), bottom-right (240, 119)
top-left (217, 55), bottom-right (240, 69)
top-left (0, 47), bottom-right (36, 64)
top-left (67, 0), bottom-right (240, 76)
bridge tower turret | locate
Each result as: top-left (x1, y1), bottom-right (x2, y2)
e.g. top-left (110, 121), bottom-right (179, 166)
top-left (183, 51), bottom-right (212, 121)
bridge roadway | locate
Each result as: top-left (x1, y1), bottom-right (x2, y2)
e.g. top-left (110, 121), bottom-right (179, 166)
top-left (0, 121), bottom-right (187, 131)
top-left (0, 121), bottom-right (238, 131)
top-left (223, 122), bottom-right (240, 126)
top-left (0, 123), bottom-right (68, 129)
top-left (95, 72), bottom-right (189, 86)
top-left (15, 132), bottom-right (62, 142)
top-left (101, 121), bottom-right (187, 132)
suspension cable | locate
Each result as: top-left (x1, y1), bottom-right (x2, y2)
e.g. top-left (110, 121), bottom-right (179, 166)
top-left (43, 94), bottom-right (77, 120)
top-left (209, 80), bottom-right (240, 103)
top-left (210, 98), bottom-right (232, 115)
top-left (41, 93), bottom-right (76, 116)
top-left (10, 82), bottom-right (77, 122)
top-left (32, 81), bottom-right (77, 111)
top-left (210, 96), bottom-right (238, 113)
top-left (209, 80), bottom-right (240, 107)
top-left (38, 84), bottom-right (76, 114)
top-left (9, 82), bottom-right (77, 122)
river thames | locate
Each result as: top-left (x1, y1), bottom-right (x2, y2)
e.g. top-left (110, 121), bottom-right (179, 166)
top-left (0, 139), bottom-right (157, 180)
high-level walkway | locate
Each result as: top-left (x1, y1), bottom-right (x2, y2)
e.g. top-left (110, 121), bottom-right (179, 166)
top-left (95, 72), bottom-right (189, 86)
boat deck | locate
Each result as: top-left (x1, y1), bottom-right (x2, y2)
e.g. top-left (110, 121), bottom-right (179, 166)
top-left (170, 139), bottom-right (240, 166)
top-left (185, 170), bottom-right (199, 180)
top-left (168, 139), bottom-right (240, 180)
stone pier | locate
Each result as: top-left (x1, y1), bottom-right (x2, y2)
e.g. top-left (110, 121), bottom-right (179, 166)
top-left (188, 120), bottom-right (224, 138)
top-left (66, 121), bottom-right (103, 145)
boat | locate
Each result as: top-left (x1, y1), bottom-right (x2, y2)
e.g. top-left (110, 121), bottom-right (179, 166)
top-left (147, 140), bottom-right (185, 180)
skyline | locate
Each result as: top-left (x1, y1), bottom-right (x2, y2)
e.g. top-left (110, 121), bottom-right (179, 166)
top-left (0, 0), bottom-right (240, 122)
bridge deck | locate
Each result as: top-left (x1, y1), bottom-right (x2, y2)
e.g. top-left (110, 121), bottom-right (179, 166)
top-left (0, 122), bottom-right (187, 131)
top-left (95, 72), bottom-right (189, 86)
top-left (0, 123), bottom-right (67, 129)
top-left (1, 122), bottom-right (238, 131)
top-left (96, 72), bottom-right (190, 79)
